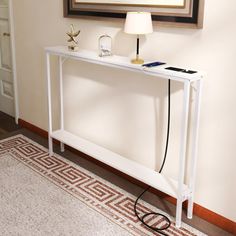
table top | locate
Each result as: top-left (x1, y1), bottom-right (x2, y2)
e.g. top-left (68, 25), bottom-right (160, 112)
top-left (45, 46), bottom-right (204, 82)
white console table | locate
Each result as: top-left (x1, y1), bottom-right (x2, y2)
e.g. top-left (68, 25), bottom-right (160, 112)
top-left (45, 46), bottom-right (203, 228)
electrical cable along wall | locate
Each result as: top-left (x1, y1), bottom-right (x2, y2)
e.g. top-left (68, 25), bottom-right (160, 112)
top-left (134, 79), bottom-right (171, 235)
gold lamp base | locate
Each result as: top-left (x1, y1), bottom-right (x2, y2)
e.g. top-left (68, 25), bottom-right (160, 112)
top-left (131, 56), bottom-right (144, 64)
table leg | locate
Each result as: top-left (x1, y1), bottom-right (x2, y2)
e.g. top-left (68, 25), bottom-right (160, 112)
top-left (59, 56), bottom-right (65, 152)
top-left (176, 80), bottom-right (190, 228)
top-left (187, 79), bottom-right (203, 219)
top-left (46, 53), bottom-right (53, 156)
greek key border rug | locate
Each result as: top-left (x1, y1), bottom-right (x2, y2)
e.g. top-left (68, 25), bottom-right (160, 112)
top-left (0, 135), bottom-right (205, 236)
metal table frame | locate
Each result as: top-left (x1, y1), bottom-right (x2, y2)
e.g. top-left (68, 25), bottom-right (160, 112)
top-left (45, 46), bottom-right (203, 228)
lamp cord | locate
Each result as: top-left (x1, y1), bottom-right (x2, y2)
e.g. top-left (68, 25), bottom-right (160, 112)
top-left (134, 79), bottom-right (171, 235)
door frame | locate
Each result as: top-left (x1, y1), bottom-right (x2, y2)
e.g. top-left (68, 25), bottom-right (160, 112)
top-left (8, 0), bottom-right (19, 124)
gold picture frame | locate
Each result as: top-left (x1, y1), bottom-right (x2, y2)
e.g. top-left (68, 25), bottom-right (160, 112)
top-left (64, 0), bottom-right (204, 28)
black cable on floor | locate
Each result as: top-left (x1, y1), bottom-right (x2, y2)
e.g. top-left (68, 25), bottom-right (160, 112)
top-left (134, 79), bottom-right (171, 236)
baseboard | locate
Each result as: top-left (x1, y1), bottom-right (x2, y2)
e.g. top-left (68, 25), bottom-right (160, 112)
top-left (18, 119), bottom-right (236, 235)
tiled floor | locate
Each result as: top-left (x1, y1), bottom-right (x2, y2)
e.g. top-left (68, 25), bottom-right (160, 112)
top-left (0, 111), bottom-right (234, 236)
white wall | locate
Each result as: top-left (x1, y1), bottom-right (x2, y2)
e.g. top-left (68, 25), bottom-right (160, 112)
top-left (12, 0), bottom-right (236, 221)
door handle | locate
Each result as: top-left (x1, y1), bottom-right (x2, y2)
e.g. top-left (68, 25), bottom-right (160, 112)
top-left (3, 33), bottom-right (10, 37)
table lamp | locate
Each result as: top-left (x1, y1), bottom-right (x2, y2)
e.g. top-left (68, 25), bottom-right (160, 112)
top-left (124, 12), bottom-right (153, 64)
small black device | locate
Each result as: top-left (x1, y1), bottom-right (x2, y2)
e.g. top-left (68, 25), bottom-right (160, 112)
top-left (142, 61), bottom-right (166, 67)
top-left (165, 67), bottom-right (197, 74)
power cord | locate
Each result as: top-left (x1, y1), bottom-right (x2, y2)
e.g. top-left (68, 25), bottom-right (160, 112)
top-left (134, 79), bottom-right (171, 235)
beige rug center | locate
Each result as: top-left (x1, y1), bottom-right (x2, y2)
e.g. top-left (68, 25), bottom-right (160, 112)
top-left (0, 154), bottom-right (131, 236)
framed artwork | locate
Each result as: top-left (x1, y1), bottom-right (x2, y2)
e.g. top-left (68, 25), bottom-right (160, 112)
top-left (63, 0), bottom-right (204, 28)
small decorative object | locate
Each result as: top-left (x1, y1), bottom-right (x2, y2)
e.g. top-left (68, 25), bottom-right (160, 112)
top-left (98, 34), bottom-right (112, 57)
top-left (124, 12), bottom-right (153, 64)
top-left (67, 24), bottom-right (80, 51)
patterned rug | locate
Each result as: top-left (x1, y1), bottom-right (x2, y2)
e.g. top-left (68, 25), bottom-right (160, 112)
top-left (0, 135), bottom-right (206, 236)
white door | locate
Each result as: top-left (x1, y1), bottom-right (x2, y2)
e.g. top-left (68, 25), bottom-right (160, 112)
top-left (0, 0), bottom-right (14, 117)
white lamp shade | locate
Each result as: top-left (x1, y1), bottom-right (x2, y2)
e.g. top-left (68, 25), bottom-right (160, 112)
top-left (124, 12), bottom-right (153, 35)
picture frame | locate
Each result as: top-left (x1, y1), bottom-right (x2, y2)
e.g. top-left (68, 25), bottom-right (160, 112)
top-left (63, 0), bottom-right (204, 28)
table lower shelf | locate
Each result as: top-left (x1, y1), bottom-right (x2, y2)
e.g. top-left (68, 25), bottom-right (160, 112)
top-left (51, 129), bottom-right (190, 200)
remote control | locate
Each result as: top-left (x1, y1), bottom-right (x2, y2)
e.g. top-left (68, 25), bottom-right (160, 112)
top-left (142, 61), bottom-right (166, 67)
